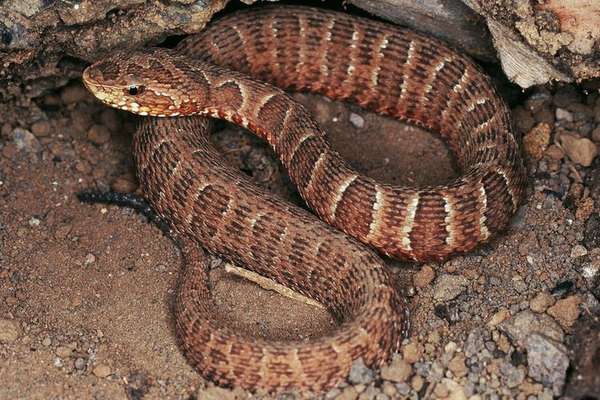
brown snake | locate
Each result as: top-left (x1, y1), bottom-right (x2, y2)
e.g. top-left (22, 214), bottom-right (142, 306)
top-left (82, 5), bottom-right (526, 393)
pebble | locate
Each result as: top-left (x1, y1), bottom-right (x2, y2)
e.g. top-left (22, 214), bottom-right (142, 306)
top-left (402, 342), bottom-right (422, 364)
top-left (464, 328), bottom-right (485, 358)
top-left (487, 308), bottom-right (510, 327)
top-left (499, 310), bottom-right (564, 347)
top-left (348, 358), bottom-right (375, 385)
top-left (30, 120), bottom-right (51, 137)
top-left (545, 144), bottom-right (564, 160)
top-left (559, 133), bottom-right (598, 166)
top-left (447, 354), bottom-right (467, 377)
top-left (12, 128), bottom-right (42, 154)
top-left (196, 386), bottom-right (236, 400)
top-left (349, 112), bottom-right (365, 128)
top-left (55, 345), bottom-right (72, 358)
top-left (84, 253), bottom-right (96, 266)
top-left (433, 274), bottom-right (468, 302)
top-left (74, 357), bottom-right (86, 370)
top-left (380, 356), bottom-right (412, 383)
top-left (499, 362), bottom-right (525, 388)
top-left (529, 291), bottom-right (555, 313)
top-left (42, 336), bottom-right (52, 347)
top-left (87, 124), bottom-right (111, 145)
top-left (555, 108), bottom-right (573, 121)
top-left (414, 264), bottom-right (435, 288)
top-left (592, 125), bottom-right (600, 142)
top-left (525, 333), bottom-right (569, 395)
top-left (61, 84), bottom-right (89, 104)
top-left (546, 295), bottom-right (581, 329)
top-left (336, 386), bottom-right (358, 400)
top-left (523, 123), bottom-right (551, 160)
top-left (570, 244), bottom-right (588, 258)
top-left (92, 363), bottom-right (112, 378)
top-left (0, 318), bottom-right (21, 343)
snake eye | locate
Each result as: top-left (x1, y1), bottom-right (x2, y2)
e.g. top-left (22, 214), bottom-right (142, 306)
top-left (127, 85), bottom-right (144, 96)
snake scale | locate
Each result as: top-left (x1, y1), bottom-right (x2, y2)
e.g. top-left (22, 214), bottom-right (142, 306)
top-left (82, 5), bottom-right (526, 393)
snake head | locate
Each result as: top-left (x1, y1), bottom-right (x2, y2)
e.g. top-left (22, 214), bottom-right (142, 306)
top-left (83, 48), bottom-right (202, 117)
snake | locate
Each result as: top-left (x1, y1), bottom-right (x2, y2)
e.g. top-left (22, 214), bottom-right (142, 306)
top-left (81, 5), bottom-right (526, 393)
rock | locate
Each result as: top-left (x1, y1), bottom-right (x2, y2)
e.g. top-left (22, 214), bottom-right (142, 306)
top-left (349, 112), bottom-right (365, 128)
top-left (442, 378), bottom-right (467, 400)
top-left (447, 354), bottom-right (467, 377)
top-left (433, 274), bottom-right (468, 302)
top-left (523, 122), bottom-right (551, 160)
top-left (512, 106), bottom-right (535, 133)
top-left (500, 362), bottom-right (525, 388)
top-left (337, 386), bottom-right (358, 400)
top-left (555, 108), bottom-right (573, 122)
top-left (464, 328), bottom-right (485, 358)
top-left (380, 356), bottom-right (412, 383)
top-left (545, 144), bottom-right (564, 160)
top-left (61, 84), bottom-right (90, 104)
top-left (92, 363), bottom-right (112, 378)
top-left (487, 308), bottom-right (510, 327)
top-left (55, 346), bottom-right (72, 358)
top-left (12, 128), bottom-right (42, 154)
top-left (559, 133), bottom-right (598, 167)
top-left (74, 357), bottom-right (86, 370)
top-left (499, 310), bottom-right (564, 347)
top-left (402, 342), bottom-right (422, 364)
top-left (87, 124), bottom-right (111, 145)
top-left (195, 386), bottom-right (236, 400)
top-left (525, 333), bottom-right (569, 395)
top-left (592, 125), bottom-right (600, 143)
top-left (414, 264), bottom-right (435, 288)
top-left (348, 358), bottom-right (375, 385)
top-left (0, 319), bottom-right (21, 343)
top-left (570, 244), bottom-right (588, 258)
top-left (30, 120), bottom-right (51, 137)
top-left (547, 295), bottom-right (581, 329)
top-left (410, 375), bottom-right (424, 391)
top-left (529, 291), bottom-right (555, 313)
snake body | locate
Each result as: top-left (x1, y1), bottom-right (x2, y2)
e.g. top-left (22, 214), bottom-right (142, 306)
top-left (82, 5), bottom-right (526, 393)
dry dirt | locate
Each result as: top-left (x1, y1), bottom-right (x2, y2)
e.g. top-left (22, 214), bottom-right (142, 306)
top-left (0, 77), bottom-right (599, 400)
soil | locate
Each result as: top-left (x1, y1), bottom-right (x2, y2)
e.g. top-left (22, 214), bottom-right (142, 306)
top-left (0, 77), bottom-right (599, 400)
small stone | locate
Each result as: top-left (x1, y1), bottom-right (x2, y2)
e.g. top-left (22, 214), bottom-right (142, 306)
top-left (487, 308), bottom-right (510, 327)
top-left (529, 291), bottom-right (555, 313)
top-left (414, 265), bottom-right (435, 288)
top-left (111, 175), bottom-right (138, 193)
top-left (447, 354), bottom-right (467, 377)
top-left (337, 386), bottom-right (358, 400)
top-left (61, 84), bottom-right (89, 104)
top-left (555, 108), bottom-right (573, 121)
top-left (349, 112), bottom-right (365, 128)
top-left (55, 345), bottom-right (72, 358)
top-left (42, 337), bottom-right (52, 347)
top-left (433, 274), bottom-right (468, 302)
top-left (500, 362), bottom-right (525, 388)
top-left (382, 382), bottom-right (396, 397)
top-left (575, 197), bottom-right (594, 221)
top-left (348, 358), bottom-right (375, 385)
top-left (30, 120), bottom-right (51, 137)
top-left (547, 295), bottom-right (581, 329)
top-left (380, 356), bottom-right (412, 383)
top-left (499, 310), bottom-right (564, 347)
top-left (74, 357), bottom-right (86, 370)
top-left (411, 375), bottom-right (423, 391)
top-left (84, 253), bottom-right (96, 265)
top-left (592, 125), bottom-right (600, 142)
top-left (525, 333), bottom-right (569, 395)
top-left (0, 319), bottom-right (21, 343)
top-left (99, 109), bottom-right (121, 132)
top-left (195, 386), bottom-right (236, 400)
top-left (545, 144), bottom-right (564, 160)
top-left (570, 244), bottom-right (588, 258)
top-left (402, 342), bottom-right (422, 364)
top-left (12, 128), bottom-right (42, 154)
top-left (358, 384), bottom-right (379, 400)
top-left (560, 133), bottom-right (598, 167)
top-left (434, 381), bottom-right (449, 397)
top-left (92, 364), bottom-right (112, 378)
top-left (523, 123), bottom-right (551, 160)
top-left (87, 124), bottom-right (111, 145)
top-left (464, 328), bottom-right (485, 358)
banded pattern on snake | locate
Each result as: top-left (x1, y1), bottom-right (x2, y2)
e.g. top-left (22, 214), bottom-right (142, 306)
top-left (82, 5), bottom-right (526, 393)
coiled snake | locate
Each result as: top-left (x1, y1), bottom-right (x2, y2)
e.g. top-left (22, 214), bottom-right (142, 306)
top-left (82, 5), bottom-right (526, 393)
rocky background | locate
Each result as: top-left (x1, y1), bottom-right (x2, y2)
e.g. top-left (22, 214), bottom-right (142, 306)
top-left (1, 1), bottom-right (599, 399)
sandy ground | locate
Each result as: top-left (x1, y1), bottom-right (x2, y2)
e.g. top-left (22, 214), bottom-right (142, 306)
top-left (0, 77), bottom-right (599, 400)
